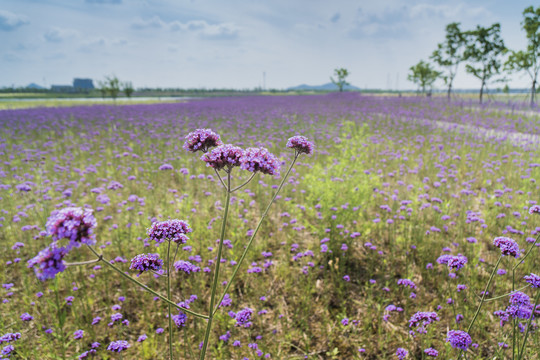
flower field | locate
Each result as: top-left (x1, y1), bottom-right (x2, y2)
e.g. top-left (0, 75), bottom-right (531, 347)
top-left (0, 93), bottom-right (539, 359)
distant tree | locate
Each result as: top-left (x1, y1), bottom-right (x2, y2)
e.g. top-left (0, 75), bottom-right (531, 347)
top-left (96, 80), bottom-right (107, 99)
top-left (463, 23), bottom-right (507, 103)
top-left (330, 68), bottom-right (350, 92)
top-left (505, 6), bottom-right (540, 106)
top-left (122, 81), bottom-right (134, 98)
top-left (105, 76), bottom-right (121, 101)
top-left (408, 60), bottom-right (440, 95)
top-left (431, 22), bottom-right (466, 99)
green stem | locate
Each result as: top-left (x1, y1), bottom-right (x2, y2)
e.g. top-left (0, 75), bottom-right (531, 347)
top-left (199, 171), bottom-right (231, 360)
top-left (213, 153), bottom-right (299, 316)
top-left (512, 269), bottom-right (516, 360)
top-left (231, 173), bottom-right (256, 192)
top-left (86, 245), bottom-right (208, 319)
top-left (467, 255), bottom-right (502, 333)
top-left (167, 241), bottom-right (174, 360)
top-left (65, 258), bottom-right (102, 266)
top-left (513, 234), bottom-right (540, 271)
top-left (483, 285), bottom-right (531, 302)
top-left (517, 289), bottom-right (540, 359)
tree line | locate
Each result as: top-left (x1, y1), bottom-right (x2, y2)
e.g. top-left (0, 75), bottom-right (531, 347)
top-left (409, 6), bottom-right (540, 105)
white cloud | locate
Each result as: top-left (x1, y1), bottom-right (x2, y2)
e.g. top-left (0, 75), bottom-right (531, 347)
top-left (0, 10), bottom-right (29, 31)
top-left (43, 27), bottom-right (79, 43)
top-left (132, 16), bottom-right (239, 39)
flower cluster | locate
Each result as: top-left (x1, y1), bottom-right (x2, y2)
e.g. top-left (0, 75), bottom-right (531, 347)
top-left (129, 253), bottom-right (163, 274)
top-left (107, 340), bottom-right (130, 353)
top-left (529, 205), bottom-right (540, 215)
top-left (396, 347), bottom-right (408, 359)
top-left (447, 255), bottom-right (468, 270)
top-left (234, 307), bottom-right (254, 328)
top-left (408, 311), bottom-right (440, 333)
top-left (201, 144), bottom-right (245, 171)
top-left (447, 330), bottom-right (472, 350)
top-left (174, 260), bottom-right (200, 274)
top-left (240, 147), bottom-right (281, 176)
top-left (46, 207), bottom-right (97, 249)
top-left (286, 135), bottom-right (314, 155)
top-left (493, 237), bottom-right (520, 258)
top-left (524, 273), bottom-right (540, 288)
top-left (147, 219), bottom-right (192, 244)
top-left (0, 333), bottom-right (20, 344)
top-left (183, 129), bottom-right (223, 153)
top-left (27, 246), bottom-right (68, 281)
top-left (172, 312), bottom-right (187, 328)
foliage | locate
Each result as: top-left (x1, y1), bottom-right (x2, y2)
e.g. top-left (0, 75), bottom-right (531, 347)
top-left (431, 22), bottom-right (466, 99)
top-left (122, 81), bottom-right (134, 98)
top-left (105, 75), bottom-right (121, 101)
top-left (505, 6), bottom-right (540, 106)
top-left (463, 23), bottom-right (507, 103)
top-left (407, 60), bottom-right (440, 95)
top-left (330, 68), bottom-right (350, 92)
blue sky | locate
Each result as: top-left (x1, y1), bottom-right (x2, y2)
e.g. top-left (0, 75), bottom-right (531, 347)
top-left (0, 0), bottom-right (536, 90)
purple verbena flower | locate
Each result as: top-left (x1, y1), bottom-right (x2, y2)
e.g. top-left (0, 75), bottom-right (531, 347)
top-left (286, 136), bottom-right (314, 155)
top-left (408, 311), bottom-right (439, 333)
top-left (107, 340), bottom-right (130, 353)
top-left (529, 205), bottom-right (540, 215)
top-left (27, 246), bottom-right (68, 281)
top-left (447, 255), bottom-right (468, 270)
top-left (147, 219), bottom-right (192, 244)
top-left (20, 313), bottom-right (33, 321)
top-left (173, 312), bottom-right (187, 328)
top-left (174, 260), bottom-right (199, 274)
top-left (397, 278), bottom-right (417, 290)
top-left (129, 253), bottom-right (163, 274)
top-left (159, 164), bottom-right (174, 171)
top-left (396, 347), bottom-right (408, 359)
top-left (524, 273), bottom-right (540, 288)
top-left (0, 333), bottom-right (21, 344)
top-left (240, 147), bottom-right (280, 176)
top-left (45, 207), bottom-right (97, 249)
top-left (493, 237), bottom-right (520, 258)
top-left (73, 330), bottom-right (84, 340)
top-left (424, 348), bottom-right (438, 357)
top-left (447, 330), bottom-right (472, 350)
top-left (235, 307), bottom-right (254, 328)
top-left (201, 144), bottom-right (244, 171)
top-left (183, 129), bottom-right (223, 153)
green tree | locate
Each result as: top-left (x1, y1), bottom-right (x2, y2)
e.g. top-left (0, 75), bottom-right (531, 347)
top-left (96, 80), bottom-right (107, 99)
top-left (463, 23), bottom-right (507, 103)
top-left (105, 75), bottom-right (120, 101)
top-left (122, 81), bottom-right (134, 98)
top-left (431, 22), bottom-right (466, 99)
top-left (408, 60), bottom-right (440, 95)
top-left (330, 68), bottom-right (350, 92)
top-left (505, 6), bottom-right (540, 106)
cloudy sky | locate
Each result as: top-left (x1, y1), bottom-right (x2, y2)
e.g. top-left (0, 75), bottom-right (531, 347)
top-left (0, 0), bottom-right (536, 90)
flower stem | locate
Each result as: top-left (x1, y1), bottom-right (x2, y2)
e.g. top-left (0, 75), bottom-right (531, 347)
top-left (199, 171), bottom-right (231, 360)
top-left (517, 289), bottom-right (540, 359)
top-left (213, 153), bottom-right (299, 316)
top-left (167, 240), bottom-right (174, 360)
top-left (86, 245), bottom-right (208, 320)
top-left (513, 233), bottom-right (540, 271)
top-left (231, 173), bottom-right (256, 192)
top-left (483, 285), bottom-right (531, 302)
top-left (65, 258), bottom-right (102, 266)
top-left (467, 255), bottom-right (502, 334)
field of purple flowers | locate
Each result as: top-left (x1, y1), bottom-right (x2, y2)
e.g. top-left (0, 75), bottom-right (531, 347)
top-left (0, 93), bottom-right (539, 359)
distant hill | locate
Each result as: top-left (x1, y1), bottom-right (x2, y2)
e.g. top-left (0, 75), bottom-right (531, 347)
top-left (287, 82), bottom-right (361, 91)
top-left (26, 83), bottom-right (45, 89)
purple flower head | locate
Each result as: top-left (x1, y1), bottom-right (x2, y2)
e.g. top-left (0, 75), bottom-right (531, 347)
top-left (447, 255), bottom-right (468, 270)
top-left (2, 345), bottom-right (15, 357)
top-left (287, 136), bottom-right (314, 155)
top-left (0, 333), bottom-right (21, 344)
top-left (436, 254), bottom-right (452, 265)
top-left (174, 260), bottom-right (199, 274)
top-left (396, 347), bottom-right (408, 359)
top-left (46, 207), bottom-right (97, 249)
top-left (159, 164), bottom-right (174, 171)
top-left (201, 144), bottom-right (244, 171)
top-left (173, 312), bottom-right (187, 328)
top-left (397, 278), bottom-right (417, 290)
top-left (147, 219), bottom-right (192, 244)
top-left (73, 330), bottom-right (84, 340)
top-left (235, 307), bottom-right (254, 328)
top-left (27, 246), bottom-right (68, 281)
top-left (447, 330), bottom-right (472, 350)
top-left (137, 334), bottom-right (147, 342)
top-left (107, 340), bottom-right (130, 353)
top-left (493, 237), bottom-right (520, 258)
top-left (408, 311), bottom-right (440, 333)
top-left (20, 313), bottom-right (33, 321)
top-left (240, 147), bottom-right (280, 176)
top-left (184, 129), bottom-right (223, 153)
top-left (424, 348), bottom-right (438, 357)
top-left (529, 205), bottom-right (540, 215)
top-left (524, 273), bottom-right (540, 288)
top-left (129, 253), bottom-right (163, 273)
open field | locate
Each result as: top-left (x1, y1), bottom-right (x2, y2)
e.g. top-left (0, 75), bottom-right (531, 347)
top-left (0, 94), bottom-right (539, 359)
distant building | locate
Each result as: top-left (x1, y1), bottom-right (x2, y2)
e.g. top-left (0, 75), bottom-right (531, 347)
top-left (50, 78), bottom-right (94, 93)
top-left (73, 78), bottom-right (94, 91)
